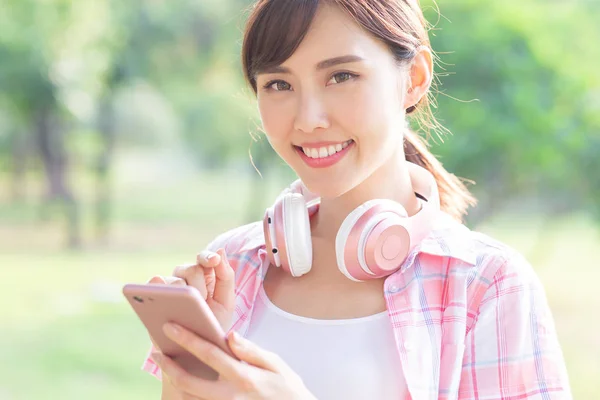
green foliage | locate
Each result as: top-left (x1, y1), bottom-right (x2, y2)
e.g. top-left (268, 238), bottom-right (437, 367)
top-left (421, 0), bottom-right (600, 214)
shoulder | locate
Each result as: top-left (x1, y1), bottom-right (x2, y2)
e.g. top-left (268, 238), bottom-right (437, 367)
top-left (205, 220), bottom-right (264, 253)
top-left (415, 213), bottom-right (552, 331)
top-left (435, 220), bottom-right (573, 397)
top-left (420, 212), bottom-right (542, 296)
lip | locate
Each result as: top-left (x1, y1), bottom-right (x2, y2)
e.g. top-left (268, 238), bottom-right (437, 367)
top-left (295, 140), bottom-right (354, 169)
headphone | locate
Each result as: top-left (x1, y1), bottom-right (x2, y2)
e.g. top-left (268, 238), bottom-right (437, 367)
top-left (262, 162), bottom-right (441, 282)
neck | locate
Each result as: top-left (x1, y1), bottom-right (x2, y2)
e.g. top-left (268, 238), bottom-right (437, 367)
top-left (311, 144), bottom-right (420, 243)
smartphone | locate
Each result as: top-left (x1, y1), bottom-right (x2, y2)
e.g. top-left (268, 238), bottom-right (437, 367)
top-left (123, 283), bottom-right (235, 380)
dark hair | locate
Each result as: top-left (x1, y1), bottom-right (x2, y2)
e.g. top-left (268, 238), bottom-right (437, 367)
top-left (242, 0), bottom-right (477, 221)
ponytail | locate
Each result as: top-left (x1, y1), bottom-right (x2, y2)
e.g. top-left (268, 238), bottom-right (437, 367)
top-left (404, 129), bottom-right (477, 222)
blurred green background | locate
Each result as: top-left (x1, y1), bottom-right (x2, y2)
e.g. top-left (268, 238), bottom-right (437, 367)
top-left (1, 0), bottom-right (599, 398)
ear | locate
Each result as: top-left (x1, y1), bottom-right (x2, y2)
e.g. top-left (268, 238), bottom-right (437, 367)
top-left (403, 46), bottom-right (434, 111)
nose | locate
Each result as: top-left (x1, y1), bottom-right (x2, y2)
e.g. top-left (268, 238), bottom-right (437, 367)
top-left (293, 92), bottom-right (330, 133)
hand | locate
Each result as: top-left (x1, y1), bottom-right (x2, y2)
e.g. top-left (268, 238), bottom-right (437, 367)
top-left (151, 323), bottom-right (316, 400)
top-left (147, 248), bottom-right (235, 330)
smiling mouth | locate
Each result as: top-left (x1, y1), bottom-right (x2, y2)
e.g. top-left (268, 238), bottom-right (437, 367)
top-left (294, 140), bottom-right (354, 159)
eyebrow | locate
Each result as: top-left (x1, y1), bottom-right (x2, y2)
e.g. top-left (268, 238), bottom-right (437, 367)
top-left (257, 55), bottom-right (364, 75)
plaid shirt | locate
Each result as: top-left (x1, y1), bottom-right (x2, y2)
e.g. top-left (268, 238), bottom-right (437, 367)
top-left (143, 212), bottom-right (572, 399)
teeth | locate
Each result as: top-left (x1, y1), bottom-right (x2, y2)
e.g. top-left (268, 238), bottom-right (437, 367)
top-left (301, 140), bottom-right (352, 159)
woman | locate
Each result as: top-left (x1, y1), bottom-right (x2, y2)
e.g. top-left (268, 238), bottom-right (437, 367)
top-left (143, 0), bottom-right (572, 398)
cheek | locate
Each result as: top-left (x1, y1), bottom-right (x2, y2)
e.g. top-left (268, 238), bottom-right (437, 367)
top-left (335, 79), bottom-right (402, 146)
top-left (258, 99), bottom-right (293, 148)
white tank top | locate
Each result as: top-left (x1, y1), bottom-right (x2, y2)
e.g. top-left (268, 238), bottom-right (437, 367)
top-left (245, 285), bottom-right (407, 400)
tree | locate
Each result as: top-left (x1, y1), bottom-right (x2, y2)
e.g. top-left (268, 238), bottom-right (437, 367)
top-left (421, 0), bottom-right (600, 221)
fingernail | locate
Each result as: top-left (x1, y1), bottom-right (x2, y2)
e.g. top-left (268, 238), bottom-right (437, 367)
top-left (207, 252), bottom-right (220, 262)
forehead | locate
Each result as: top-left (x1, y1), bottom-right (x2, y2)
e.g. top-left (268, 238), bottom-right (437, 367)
top-left (281, 3), bottom-right (392, 69)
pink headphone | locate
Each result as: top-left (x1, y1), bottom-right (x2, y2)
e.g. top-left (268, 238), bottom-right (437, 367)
top-left (262, 162), bottom-right (441, 282)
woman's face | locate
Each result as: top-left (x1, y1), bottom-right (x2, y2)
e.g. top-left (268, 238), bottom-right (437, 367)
top-left (255, 3), bottom-right (410, 198)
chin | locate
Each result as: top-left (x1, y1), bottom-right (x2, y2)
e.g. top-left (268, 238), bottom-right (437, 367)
top-left (300, 176), bottom-right (357, 200)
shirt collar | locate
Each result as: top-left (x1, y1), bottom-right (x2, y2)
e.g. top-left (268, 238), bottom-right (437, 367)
top-left (412, 211), bottom-right (478, 266)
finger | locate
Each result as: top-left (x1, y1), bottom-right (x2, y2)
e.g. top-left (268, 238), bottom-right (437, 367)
top-left (166, 276), bottom-right (187, 286)
top-left (195, 251), bottom-right (220, 297)
top-left (162, 276), bottom-right (187, 286)
top-left (227, 331), bottom-right (284, 373)
top-left (172, 263), bottom-right (196, 279)
top-left (146, 275), bottom-right (186, 286)
top-left (202, 266), bottom-right (217, 298)
top-left (197, 250), bottom-right (222, 268)
top-left (146, 275), bottom-right (166, 284)
top-left (163, 323), bottom-right (247, 383)
top-left (150, 352), bottom-right (224, 399)
top-left (173, 264), bottom-right (208, 299)
top-left (211, 248), bottom-right (235, 311)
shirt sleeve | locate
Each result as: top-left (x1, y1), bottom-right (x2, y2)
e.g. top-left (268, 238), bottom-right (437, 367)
top-left (458, 252), bottom-right (573, 399)
top-left (141, 343), bottom-right (162, 380)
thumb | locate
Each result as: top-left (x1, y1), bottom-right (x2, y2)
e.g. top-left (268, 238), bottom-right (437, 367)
top-left (227, 331), bottom-right (285, 373)
top-left (146, 275), bottom-right (185, 285)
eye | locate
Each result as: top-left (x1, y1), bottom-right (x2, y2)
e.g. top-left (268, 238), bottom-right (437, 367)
top-left (264, 80), bottom-right (292, 91)
top-left (327, 72), bottom-right (357, 85)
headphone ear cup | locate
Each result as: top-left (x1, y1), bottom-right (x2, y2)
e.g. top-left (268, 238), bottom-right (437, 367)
top-left (335, 200), bottom-right (377, 282)
top-left (263, 206), bottom-right (279, 269)
top-left (282, 193), bottom-right (313, 277)
top-left (336, 199), bottom-right (410, 282)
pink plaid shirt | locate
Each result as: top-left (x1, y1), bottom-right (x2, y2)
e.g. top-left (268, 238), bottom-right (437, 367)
top-left (142, 212), bottom-right (572, 399)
